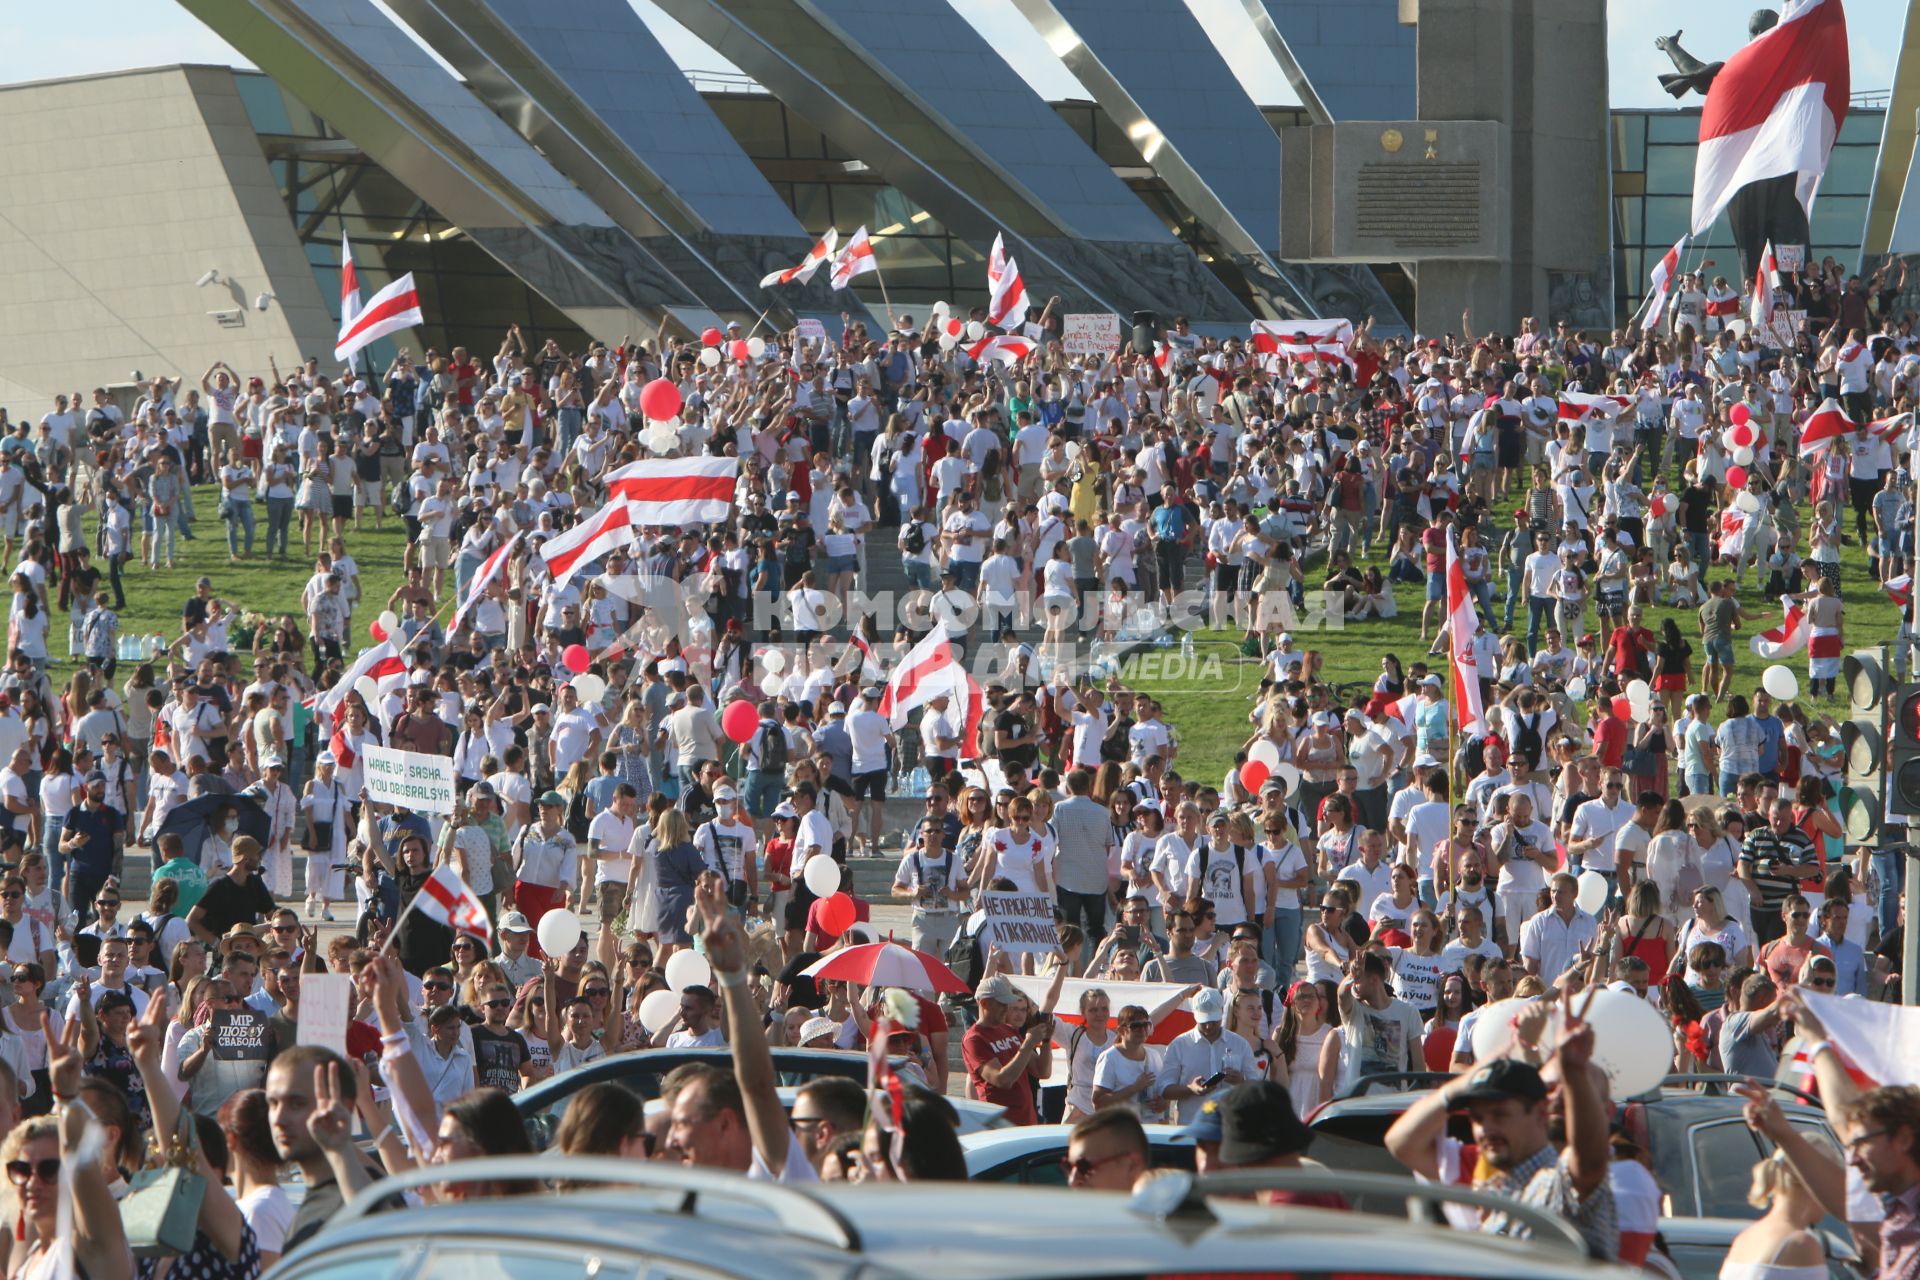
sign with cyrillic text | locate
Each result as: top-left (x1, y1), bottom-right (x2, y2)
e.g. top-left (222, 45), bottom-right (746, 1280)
top-left (980, 890), bottom-right (1061, 958)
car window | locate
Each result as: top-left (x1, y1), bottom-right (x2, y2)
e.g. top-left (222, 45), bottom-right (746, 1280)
top-left (415, 1248), bottom-right (597, 1280)
top-left (1021, 1153), bottom-right (1069, 1186)
top-left (279, 1250), bottom-right (414, 1280)
top-left (1665, 1243), bottom-right (1728, 1280)
top-left (1690, 1120), bottom-right (1765, 1219)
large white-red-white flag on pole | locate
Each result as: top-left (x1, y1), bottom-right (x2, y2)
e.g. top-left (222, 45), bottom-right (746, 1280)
top-left (1689, 0), bottom-right (1849, 236)
top-left (605, 456), bottom-right (739, 525)
top-left (339, 231), bottom-right (361, 325)
top-left (829, 226), bottom-right (877, 290)
top-left (1750, 240), bottom-right (1779, 332)
top-left (413, 865), bottom-right (494, 945)
top-left (335, 274), bottom-right (423, 364)
top-left (876, 629), bottom-right (985, 760)
top-left (759, 228), bottom-right (838, 288)
top-left (313, 639), bottom-right (405, 719)
top-left (1248, 319), bottom-right (1357, 372)
top-left (1642, 237), bottom-right (1685, 328)
top-left (1750, 594), bottom-right (1810, 658)
top-left (1798, 396), bottom-right (1857, 457)
top-left (540, 502), bottom-right (635, 592)
top-left (1444, 526), bottom-right (1486, 737)
top-left (985, 254), bottom-right (1030, 330)
top-left (449, 532), bottom-right (521, 636)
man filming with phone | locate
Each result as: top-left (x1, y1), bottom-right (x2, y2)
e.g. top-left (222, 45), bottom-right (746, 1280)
top-left (1159, 988), bottom-right (1258, 1123)
top-left (963, 968), bottom-right (1064, 1127)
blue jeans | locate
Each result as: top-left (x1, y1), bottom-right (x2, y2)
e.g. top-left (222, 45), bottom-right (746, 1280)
top-left (1718, 771), bottom-right (1741, 797)
top-left (903, 559), bottom-right (932, 591)
top-left (1471, 580), bottom-right (1495, 621)
top-left (225, 500), bottom-right (256, 554)
top-left (1871, 849), bottom-right (1902, 934)
top-left (266, 496), bottom-right (293, 556)
top-left (557, 406), bottom-right (583, 455)
top-left (1689, 531), bottom-right (1710, 571)
top-left (1503, 567), bottom-right (1524, 629)
top-left (1267, 907), bottom-right (1303, 981)
top-left (1527, 596), bottom-right (1553, 652)
top-left (150, 517), bottom-right (175, 564)
top-left (41, 815), bottom-right (64, 886)
top-left (177, 488), bottom-right (195, 538)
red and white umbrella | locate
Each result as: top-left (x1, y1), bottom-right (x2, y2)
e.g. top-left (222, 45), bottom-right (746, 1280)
top-left (801, 942), bottom-right (968, 995)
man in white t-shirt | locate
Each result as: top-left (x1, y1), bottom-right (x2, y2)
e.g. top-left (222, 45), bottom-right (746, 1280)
top-left (585, 783), bottom-right (638, 937)
top-left (1567, 767), bottom-right (1632, 903)
top-left (785, 783), bottom-right (835, 951)
top-left (918, 690), bottom-right (963, 784)
top-left (695, 787), bottom-right (759, 906)
top-left (844, 691), bottom-right (894, 855)
top-left (1069, 687), bottom-right (1109, 770)
top-left (547, 687), bottom-right (603, 779)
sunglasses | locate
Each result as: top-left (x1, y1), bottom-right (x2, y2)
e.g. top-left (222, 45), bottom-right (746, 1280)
top-left (1123, 1018), bottom-right (1151, 1029)
top-left (0, 891), bottom-right (22, 901)
top-left (484, 998), bottom-right (511, 1009)
top-left (6, 1159), bottom-right (57, 1186)
top-left (584, 987), bottom-right (611, 997)
top-left (422, 981), bottom-right (453, 991)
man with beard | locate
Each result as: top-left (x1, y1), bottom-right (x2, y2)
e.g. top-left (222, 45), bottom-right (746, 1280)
top-left (1385, 991), bottom-right (1617, 1259)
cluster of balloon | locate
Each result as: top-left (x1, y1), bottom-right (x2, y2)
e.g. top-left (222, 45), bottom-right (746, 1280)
top-left (1236, 740), bottom-right (1301, 797)
top-left (929, 301), bottom-right (968, 352)
top-left (368, 609), bottom-right (402, 642)
top-left (571, 672), bottom-right (607, 704)
top-left (721, 699), bottom-right (759, 744)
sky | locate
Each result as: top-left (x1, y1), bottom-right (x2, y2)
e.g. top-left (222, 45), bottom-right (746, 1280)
top-left (0, 0), bottom-right (1904, 110)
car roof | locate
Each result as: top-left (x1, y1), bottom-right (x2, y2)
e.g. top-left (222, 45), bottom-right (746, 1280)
top-left (280, 1180), bottom-right (1639, 1280)
top-left (1311, 1084), bottom-right (1830, 1126)
top-left (961, 1123), bottom-right (1192, 1159)
top-left (514, 1046), bottom-right (878, 1110)
top-left (640, 1087), bottom-right (1009, 1135)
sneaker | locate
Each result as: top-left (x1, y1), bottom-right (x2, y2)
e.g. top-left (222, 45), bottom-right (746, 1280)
top-left (322, 908), bottom-right (336, 922)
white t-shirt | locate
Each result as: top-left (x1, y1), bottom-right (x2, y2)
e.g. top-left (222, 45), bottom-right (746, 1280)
top-left (1569, 797), bottom-right (1631, 875)
top-left (586, 810), bottom-right (636, 887)
top-left (846, 710), bottom-right (891, 775)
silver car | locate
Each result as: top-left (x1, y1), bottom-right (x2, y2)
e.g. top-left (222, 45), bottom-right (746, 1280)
top-left (268, 1159), bottom-right (1646, 1280)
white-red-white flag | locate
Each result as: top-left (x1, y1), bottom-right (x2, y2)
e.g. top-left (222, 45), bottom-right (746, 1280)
top-left (1444, 526), bottom-right (1486, 736)
top-left (1643, 238), bottom-right (1684, 330)
top-left (966, 333), bottom-right (1036, 366)
top-left (540, 502), bottom-right (635, 591)
top-left (876, 629), bottom-right (985, 761)
top-left (339, 231), bottom-right (361, 328)
top-left (1798, 396), bottom-right (1857, 457)
top-left (605, 456), bottom-right (738, 525)
top-left (1690, 0), bottom-right (1849, 235)
top-left (829, 226), bottom-right (877, 291)
top-left (1249, 319), bottom-right (1356, 371)
top-left (1750, 241), bottom-right (1779, 333)
top-left (759, 228), bottom-right (838, 288)
top-left (987, 232), bottom-right (1009, 291)
top-left (413, 864), bottom-right (494, 946)
top-left (335, 274), bottom-right (422, 363)
top-left (1557, 390), bottom-right (1633, 422)
top-left (1866, 410), bottom-right (1914, 444)
top-left (1800, 990), bottom-right (1920, 1088)
top-left (314, 640), bottom-right (405, 720)
top-left (986, 254), bottom-right (1030, 330)
top-left (1750, 594), bottom-right (1809, 658)
top-left (450, 532), bottom-right (521, 636)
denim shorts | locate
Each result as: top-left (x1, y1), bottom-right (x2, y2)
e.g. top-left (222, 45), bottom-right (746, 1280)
top-left (1426, 574), bottom-right (1446, 600)
top-left (1704, 637), bottom-right (1734, 665)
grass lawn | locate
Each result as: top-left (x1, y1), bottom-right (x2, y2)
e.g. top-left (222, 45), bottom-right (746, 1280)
top-left (56, 486), bottom-right (415, 678)
top-left (1126, 488), bottom-right (1900, 790)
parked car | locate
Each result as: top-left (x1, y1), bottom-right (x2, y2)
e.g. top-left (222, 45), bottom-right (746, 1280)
top-left (1306, 1073), bottom-right (1843, 1221)
top-left (962, 1123), bottom-right (1195, 1183)
top-left (271, 1159), bottom-right (1646, 1280)
top-left (1659, 1217), bottom-right (1866, 1280)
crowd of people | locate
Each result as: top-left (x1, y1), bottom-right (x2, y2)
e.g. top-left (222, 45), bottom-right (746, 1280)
top-left (0, 248), bottom-right (1912, 1278)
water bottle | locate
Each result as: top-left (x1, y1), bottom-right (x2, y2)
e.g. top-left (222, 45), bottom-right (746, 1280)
top-left (1180, 631), bottom-right (1195, 659)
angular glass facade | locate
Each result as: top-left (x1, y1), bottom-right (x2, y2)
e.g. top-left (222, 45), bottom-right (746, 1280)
top-left (1612, 106), bottom-right (1887, 322)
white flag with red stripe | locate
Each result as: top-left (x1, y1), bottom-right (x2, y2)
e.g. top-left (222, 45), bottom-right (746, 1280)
top-left (1690, 0), bottom-right (1850, 235)
top-left (1750, 241), bottom-right (1779, 332)
top-left (1750, 593), bottom-right (1809, 658)
top-left (314, 640), bottom-right (405, 720)
top-left (450, 532), bottom-right (521, 636)
top-left (1557, 390), bottom-right (1633, 422)
top-left (413, 864), bottom-right (494, 946)
top-left (339, 231), bottom-right (361, 327)
top-left (987, 232), bottom-right (1009, 291)
top-left (605, 456), bottom-right (738, 525)
top-left (1249, 319), bottom-right (1356, 371)
top-left (335, 273), bottom-right (423, 363)
top-left (1798, 991), bottom-right (1920, 1088)
top-left (1886, 574), bottom-right (1913, 609)
top-left (967, 334), bottom-right (1036, 366)
top-left (1444, 526), bottom-right (1486, 737)
top-left (1866, 410), bottom-right (1914, 444)
top-left (540, 502), bottom-right (635, 592)
top-left (759, 228), bottom-right (838, 288)
top-left (829, 226), bottom-right (877, 291)
top-left (1798, 396), bottom-right (1856, 457)
top-left (986, 254), bottom-right (1030, 330)
top-left (877, 630), bottom-right (986, 761)
top-left (1642, 238), bottom-right (1684, 328)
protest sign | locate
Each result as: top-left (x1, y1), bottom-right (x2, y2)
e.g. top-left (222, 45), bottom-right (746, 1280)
top-left (795, 317), bottom-right (828, 344)
top-left (979, 890), bottom-right (1061, 957)
top-left (1062, 313), bottom-right (1121, 357)
top-left (1775, 244), bottom-right (1806, 273)
top-left (363, 744), bottom-right (456, 814)
top-left (297, 973), bottom-right (353, 1058)
top-left (212, 1008), bottom-right (273, 1062)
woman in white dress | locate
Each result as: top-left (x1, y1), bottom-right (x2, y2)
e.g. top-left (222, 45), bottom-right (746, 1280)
top-left (300, 751), bottom-right (349, 921)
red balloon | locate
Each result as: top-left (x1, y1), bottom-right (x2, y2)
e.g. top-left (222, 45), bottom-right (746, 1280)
top-left (729, 339), bottom-right (751, 362)
top-left (1238, 760), bottom-right (1270, 793)
top-left (1649, 494), bottom-right (1668, 519)
top-left (721, 699), bottom-right (759, 744)
top-left (1726, 465), bottom-right (1749, 491)
top-left (1611, 695), bottom-right (1633, 721)
top-left (1729, 423), bottom-right (1755, 448)
top-left (369, 620), bottom-right (387, 642)
top-left (1729, 403), bottom-right (1751, 427)
top-left (818, 892), bottom-right (856, 939)
top-left (562, 644), bottom-right (591, 674)
top-left (701, 327), bottom-right (722, 347)
top-left (639, 377), bottom-right (682, 422)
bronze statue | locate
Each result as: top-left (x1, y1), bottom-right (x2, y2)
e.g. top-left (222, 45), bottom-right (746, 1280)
top-left (1654, 13), bottom-right (1807, 282)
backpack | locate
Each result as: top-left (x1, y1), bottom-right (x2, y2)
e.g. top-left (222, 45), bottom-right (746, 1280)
top-left (1513, 711), bottom-right (1544, 768)
top-left (903, 522), bottom-right (927, 556)
top-left (755, 722), bottom-right (788, 774)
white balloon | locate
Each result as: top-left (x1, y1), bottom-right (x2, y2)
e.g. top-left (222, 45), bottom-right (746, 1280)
top-left (803, 856), bottom-right (842, 898)
top-left (746, 336), bottom-right (767, 359)
top-left (571, 672), bottom-right (607, 703)
top-left (964, 320), bottom-right (984, 341)
top-left (1631, 698), bottom-right (1654, 724)
top-left (1247, 740), bottom-right (1284, 771)
top-left (1733, 490), bottom-right (1761, 513)
top-left (536, 908), bottom-right (582, 959)
top-left (1732, 444), bottom-right (1755, 466)
top-left (1624, 679), bottom-right (1651, 704)
top-left (354, 675), bottom-right (380, 704)
top-left (938, 333), bottom-right (958, 352)
top-left (1576, 870), bottom-right (1609, 915)
top-left (761, 648), bottom-right (787, 675)
top-left (1470, 997), bottom-right (1532, 1063)
top-left (664, 950), bottom-right (713, 992)
top-left (1762, 665), bottom-right (1800, 702)
top-left (698, 347), bottom-right (722, 368)
top-left (645, 426), bottom-right (678, 454)
top-left (1271, 761), bottom-right (1302, 798)
top-left (378, 610), bottom-right (400, 635)
top-left (1565, 677), bottom-right (1588, 702)
top-left (1557, 986), bottom-right (1672, 1099)
top-left (638, 988), bottom-right (680, 1035)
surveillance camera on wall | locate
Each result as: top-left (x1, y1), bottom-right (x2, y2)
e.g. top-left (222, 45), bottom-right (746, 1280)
top-left (130, 370), bottom-right (143, 383)
top-left (194, 269), bottom-right (219, 288)
top-left (255, 293), bottom-right (275, 312)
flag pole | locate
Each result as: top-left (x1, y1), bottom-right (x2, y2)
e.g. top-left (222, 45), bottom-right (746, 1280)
top-left (870, 256), bottom-right (898, 333)
top-left (741, 306), bottom-right (773, 342)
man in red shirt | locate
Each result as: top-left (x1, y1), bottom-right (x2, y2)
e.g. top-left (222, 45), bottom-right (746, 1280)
top-left (1609, 606), bottom-right (1655, 681)
top-left (961, 970), bottom-right (1062, 1126)
top-left (1589, 696), bottom-right (1627, 770)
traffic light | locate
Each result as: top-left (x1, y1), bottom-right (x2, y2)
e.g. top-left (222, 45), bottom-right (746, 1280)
top-left (1842, 649), bottom-right (1889, 839)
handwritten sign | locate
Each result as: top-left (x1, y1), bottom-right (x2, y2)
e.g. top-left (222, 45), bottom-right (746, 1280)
top-left (211, 1008), bottom-right (273, 1062)
top-left (363, 745), bottom-right (456, 814)
top-left (1062, 313), bottom-right (1121, 357)
top-left (795, 318), bottom-right (828, 344)
top-left (979, 890), bottom-right (1061, 958)
top-left (297, 973), bottom-right (353, 1058)
top-left (1774, 244), bottom-right (1806, 273)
